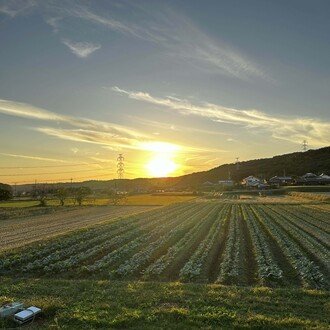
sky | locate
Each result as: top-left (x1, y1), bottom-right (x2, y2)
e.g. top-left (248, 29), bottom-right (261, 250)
top-left (0, 0), bottom-right (329, 184)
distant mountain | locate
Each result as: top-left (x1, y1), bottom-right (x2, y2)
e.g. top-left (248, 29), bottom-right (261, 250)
top-left (13, 147), bottom-right (330, 192)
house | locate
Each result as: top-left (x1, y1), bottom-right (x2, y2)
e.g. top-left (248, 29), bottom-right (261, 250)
top-left (268, 176), bottom-right (293, 186)
top-left (319, 173), bottom-right (330, 183)
top-left (218, 180), bottom-right (234, 187)
top-left (241, 176), bottom-right (262, 187)
top-left (296, 173), bottom-right (330, 185)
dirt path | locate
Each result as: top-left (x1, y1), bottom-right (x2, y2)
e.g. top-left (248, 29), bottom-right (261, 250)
top-left (0, 206), bottom-right (156, 252)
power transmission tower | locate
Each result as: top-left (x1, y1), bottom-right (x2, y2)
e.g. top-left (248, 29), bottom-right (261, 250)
top-left (117, 154), bottom-right (124, 179)
top-left (302, 140), bottom-right (308, 152)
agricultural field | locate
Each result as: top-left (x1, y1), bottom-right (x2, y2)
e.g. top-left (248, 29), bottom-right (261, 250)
top-left (1, 200), bottom-right (329, 290)
top-left (0, 205), bottom-right (156, 252)
top-left (0, 194), bottom-right (195, 208)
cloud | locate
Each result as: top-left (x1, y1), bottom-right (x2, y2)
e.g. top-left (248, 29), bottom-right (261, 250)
top-left (0, 98), bottom-right (148, 141)
top-left (62, 4), bottom-right (143, 39)
top-left (0, 99), bottom-right (64, 121)
top-left (1, 98), bottom-right (217, 155)
top-left (35, 127), bottom-right (140, 150)
top-left (45, 16), bottom-right (61, 33)
top-left (0, 152), bottom-right (68, 163)
top-left (155, 10), bottom-right (266, 80)
top-left (61, 39), bottom-right (101, 58)
top-left (1, 0), bottom-right (268, 80)
top-left (0, 98), bottom-right (152, 151)
top-left (67, 3), bottom-right (266, 80)
top-left (113, 87), bottom-right (330, 147)
top-left (0, 0), bottom-right (36, 17)
top-left (130, 116), bottom-right (228, 136)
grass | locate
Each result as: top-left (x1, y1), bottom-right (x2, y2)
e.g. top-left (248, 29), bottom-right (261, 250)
top-left (0, 195), bottom-right (195, 208)
top-left (0, 200), bottom-right (39, 208)
top-left (288, 191), bottom-right (330, 202)
top-left (0, 278), bottom-right (329, 329)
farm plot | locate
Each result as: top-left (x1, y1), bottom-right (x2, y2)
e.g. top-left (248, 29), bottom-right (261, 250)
top-left (0, 201), bottom-right (329, 290)
top-left (0, 205), bottom-right (156, 252)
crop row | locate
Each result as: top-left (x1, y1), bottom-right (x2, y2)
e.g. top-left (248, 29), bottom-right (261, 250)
top-left (240, 205), bottom-right (283, 283)
top-left (216, 205), bottom-right (245, 284)
top-left (0, 202), bottom-right (196, 273)
top-left (179, 204), bottom-right (230, 282)
top-left (1, 201), bottom-right (328, 289)
top-left (251, 205), bottom-right (326, 289)
top-left (143, 204), bottom-right (225, 280)
top-left (83, 203), bottom-right (215, 274)
top-left (262, 205), bottom-right (329, 270)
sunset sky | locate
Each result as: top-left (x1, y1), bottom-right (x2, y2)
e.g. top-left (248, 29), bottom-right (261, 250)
top-left (1, 0), bottom-right (330, 183)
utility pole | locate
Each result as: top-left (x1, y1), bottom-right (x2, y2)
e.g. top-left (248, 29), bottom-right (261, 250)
top-left (235, 157), bottom-right (240, 170)
top-left (33, 179), bottom-right (37, 198)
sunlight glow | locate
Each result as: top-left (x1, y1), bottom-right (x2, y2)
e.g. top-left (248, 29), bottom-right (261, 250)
top-left (139, 141), bottom-right (181, 153)
top-left (141, 141), bottom-right (181, 177)
top-left (146, 155), bottom-right (178, 177)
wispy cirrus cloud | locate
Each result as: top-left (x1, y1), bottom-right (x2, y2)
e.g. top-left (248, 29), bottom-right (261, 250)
top-left (1, 0), bottom-right (268, 80)
top-left (62, 2), bottom-right (266, 80)
top-left (113, 86), bottom-right (330, 147)
top-left (0, 98), bottom-right (218, 154)
top-left (61, 39), bottom-right (101, 58)
top-left (0, 98), bottom-right (225, 156)
top-left (0, 98), bottom-right (149, 141)
top-left (0, 0), bottom-right (36, 17)
top-left (0, 152), bottom-right (68, 163)
top-left (34, 127), bottom-right (141, 151)
top-left (130, 116), bottom-right (229, 137)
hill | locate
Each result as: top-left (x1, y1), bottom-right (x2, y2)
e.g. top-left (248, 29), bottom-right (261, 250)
top-left (13, 147), bottom-right (330, 192)
top-left (174, 146), bottom-right (330, 188)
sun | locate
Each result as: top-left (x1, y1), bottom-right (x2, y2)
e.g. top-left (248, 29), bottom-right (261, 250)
top-left (141, 141), bottom-right (181, 177)
top-left (146, 155), bottom-right (178, 177)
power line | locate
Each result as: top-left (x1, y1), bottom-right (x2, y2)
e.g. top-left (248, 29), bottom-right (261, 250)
top-left (0, 167), bottom-right (113, 177)
top-left (0, 161), bottom-right (112, 169)
top-left (5, 173), bottom-right (115, 185)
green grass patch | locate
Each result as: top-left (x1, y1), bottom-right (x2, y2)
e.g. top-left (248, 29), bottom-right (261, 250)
top-left (0, 278), bottom-right (328, 329)
top-left (0, 195), bottom-right (195, 208)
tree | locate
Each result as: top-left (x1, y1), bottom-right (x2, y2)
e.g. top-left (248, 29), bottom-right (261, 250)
top-left (37, 193), bottom-right (47, 207)
top-left (55, 188), bottom-right (68, 206)
top-left (108, 190), bottom-right (124, 205)
top-left (72, 187), bottom-right (91, 206)
top-left (0, 183), bottom-right (12, 201)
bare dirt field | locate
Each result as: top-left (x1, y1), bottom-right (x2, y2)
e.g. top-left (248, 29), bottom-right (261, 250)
top-left (0, 205), bottom-right (156, 252)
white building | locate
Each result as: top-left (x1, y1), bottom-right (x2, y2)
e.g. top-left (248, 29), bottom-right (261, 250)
top-left (242, 176), bottom-right (262, 187)
top-left (218, 180), bottom-right (234, 186)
